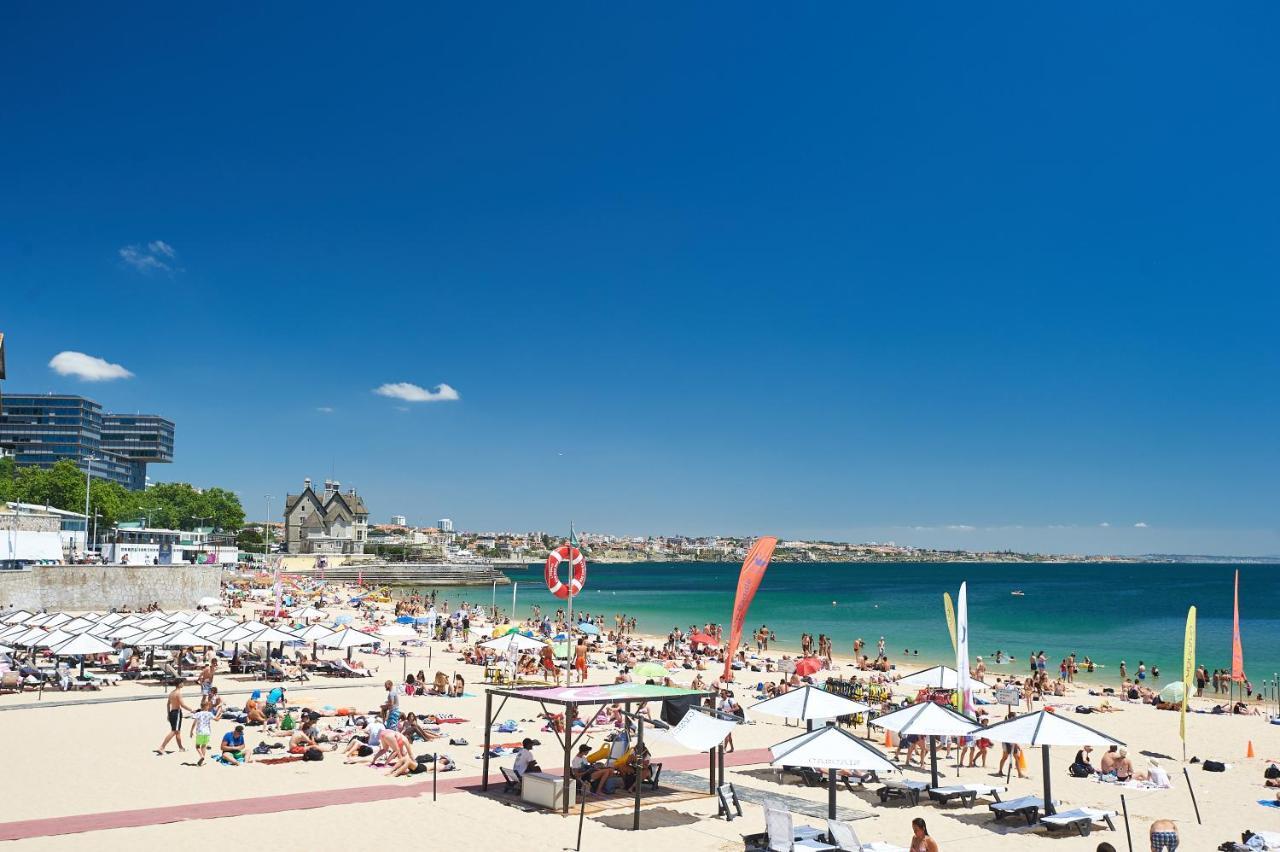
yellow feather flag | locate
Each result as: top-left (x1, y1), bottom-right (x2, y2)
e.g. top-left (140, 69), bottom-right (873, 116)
top-left (943, 592), bottom-right (957, 655)
top-left (1181, 606), bottom-right (1196, 751)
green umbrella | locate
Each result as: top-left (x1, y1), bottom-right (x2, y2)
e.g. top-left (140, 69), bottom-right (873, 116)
top-left (552, 642), bottom-right (571, 657)
top-left (632, 662), bottom-right (669, 679)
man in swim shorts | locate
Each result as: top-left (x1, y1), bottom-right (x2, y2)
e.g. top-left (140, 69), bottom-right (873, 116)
top-left (157, 679), bottom-right (194, 754)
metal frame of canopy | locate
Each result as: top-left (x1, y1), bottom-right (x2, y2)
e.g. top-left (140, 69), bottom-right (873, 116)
top-left (481, 683), bottom-right (716, 825)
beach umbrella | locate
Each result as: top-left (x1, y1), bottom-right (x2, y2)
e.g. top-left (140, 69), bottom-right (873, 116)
top-left (688, 632), bottom-right (717, 646)
top-left (332, 614), bottom-right (354, 626)
top-left (480, 633), bottom-right (545, 654)
top-left (129, 629), bottom-right (176, 647)
top-left (576, 622), bottom-right (600, 635)
top-left (135, 616), bottom-right (170, 631)
top-left (187, 612), bottom-right (215, 627)
top-left (293, 606), bottom-right (324, 620)
top-left (194, 622), bottom-right (229, 640)
top-left (395, 615), bottom-right (415, 624)
top-left (294, 624), bottom-right (335, 642)
top-left (379, 623), bottom-right (416, 639)
top-left (160, 629), bottom-right (213, 649)
top-left (42, 613), bottom-right (72, 629)
top-left (319, 627), bottom-right (380, 660)
top-left (0, 643), bottom-right (13, 655)
top-left (107, 625), bottom-right (143, 640)
top-left (11, 627), bottom-right (49, 647)
top-left (870, 701), bottom-right (979, 787)
top-left (34, 629), bottom-right (74, 650)
top-left (1158, 682), bottom-right (1186, 704)
top-left (632, 662), bottom-right (669, 680)
top-left (60, 617), bottom-right (95, 633)
top-left (96, 612), bottom-right (124, 627)
top-left (794, 657), bottom-right (824, 677)
top-left (979, 709), bottom-right (1124, 816)
top-left (1, 610), bottom-right (33, 624)
top-left (214, 617), bottom-right (239, 629)
top-left (51, 633), bottom-right (116, 677)
top-left (551, 641), bottom-right (570, 658)
top-left (23, 614), bottom-right (53, 627)
top-left (896, 665), bottom-right (991, 692)
top-left (0, 624), bottom-right (29, 641)
top-left (163, 612), bottom-right (193, 624)
top-left (770, 723), bottom-right (899, 819)
top-left (752, 685), bottom-right (871, 730)
top-left (85, 623), bottom-right (115, 638)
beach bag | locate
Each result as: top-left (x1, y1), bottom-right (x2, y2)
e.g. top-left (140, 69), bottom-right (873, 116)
top-left (303, 747), bottom-right (324, 761)
top-left (1265, 764), bottom-right (1280, 780)
top-left (1068, 762), bottom-right (1092, 778)
top-left (1016, 751), bottom-right (1028, 773)
top-left (281, 712), bottom-right (296, 731)
top-left (1203, 760), bottom-right (1226, 772)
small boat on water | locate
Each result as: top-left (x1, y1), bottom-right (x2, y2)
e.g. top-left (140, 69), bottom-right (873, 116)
top-left (1011, 590), bottom-right (1025, 597)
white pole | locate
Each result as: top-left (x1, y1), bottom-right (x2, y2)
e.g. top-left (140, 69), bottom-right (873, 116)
top-left (565, 524), bottom-right (574, 683)
top-left (82, 454), bottom-right (97, 560)
top-left (512, 581), bottom-right (517, 622)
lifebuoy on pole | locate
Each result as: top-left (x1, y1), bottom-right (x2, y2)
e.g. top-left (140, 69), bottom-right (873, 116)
top-left (544, 546), bottom-right (586, 599)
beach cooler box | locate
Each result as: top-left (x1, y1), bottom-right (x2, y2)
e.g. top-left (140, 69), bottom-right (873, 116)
top-left (521, 772), bottom-right (576, 809)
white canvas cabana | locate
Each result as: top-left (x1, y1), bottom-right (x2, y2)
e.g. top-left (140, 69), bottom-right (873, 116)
top-left (870, 700), bottom-right (979, 787)
top-left (770, 722), bottom-right (899, 818)
top-left (979, 709), bottom-right (1124, 816)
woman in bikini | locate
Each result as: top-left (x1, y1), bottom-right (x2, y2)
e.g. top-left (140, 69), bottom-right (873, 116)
top-left (908, 817), bottom-right (939, 852)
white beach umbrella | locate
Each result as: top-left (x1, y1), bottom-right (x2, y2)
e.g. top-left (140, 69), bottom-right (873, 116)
top-left (978, 710), bottom-right (1124, 816)
top-left (34, 629), bottom-right (74, 649)
top-left (0, 643), bottom-right (13, 655)
top-left (86, 623), bottom-right (116, 637)
top-left (81, 612), bottom-right (103, 622)
top-left (896, 665), bottom-right (990, 692)
top-left (752, 686), bottom-right (871, 725)
top-left (0, 624), bottom-right (29, 641)
top-left (221, 622), bottom-right (267, 643)
top-left (870, 701), bottom-right (980, 787)
top-left (23, 614), bottom-right (52, 627)
top-left (115, 614), bottom-right (142, 627)
top-left (378, 623), bottom-right (417, 639)
top-left (107, 625), bottom-right (143, 640)
top-left (11, 627), bottom-right (48, 646)
top-left (194, 622), bottom-right (229, 640)
top-left (51, 633), bottom-right (116, 656)
top-left (129, 629), bottom-right (174, 647)
top-left (187, 612), bottom-right (214, 627)
top-left (770, 723), bottom-right (899, 819)
top-left (480, 633), bottom-right (546, 654)
top-left (244, 626), bottom-right (299, 645)
top-left (42, 613), bottom-right (72, 629)
top-left (97, 612), bottom-right (124, 626)
top-left (60, 618), bottom-right (96, 633)
top-left (293, 624), bottom-right (335, 642)
top-left (159, 629), bottom-right (214, 648)
top-left (319, 627), bottom-right (380, 660)
top-left (292, 605), bottom-right (325, 620)
top-left (164, 611), bottom-right (193, 624)
top-left (214, 617), bottom-right (239, 629)
top-left (1, 610), bottom-right (34, 624)
top-left (135, 616), bottom-right (170, 631)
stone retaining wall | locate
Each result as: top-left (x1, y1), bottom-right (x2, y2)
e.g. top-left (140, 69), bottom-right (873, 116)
top-left (0, 564), bottom-right (221, 611)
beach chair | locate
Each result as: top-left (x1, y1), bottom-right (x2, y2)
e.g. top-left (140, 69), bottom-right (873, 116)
top-left (500, 766), bottom-right (522, 794)
top-left (989, 795), bottom-right (1053, 825)
top-left (927, 783), bottom-right (1005, 807)
top-left (764, 806), bottom-right (835, 852)
top-left (1039, 807), bottom-right (1116, 836)
top-left (824, 819), bottom-right (908, 852)
top-left (876, 778), bottom-right (930, 806)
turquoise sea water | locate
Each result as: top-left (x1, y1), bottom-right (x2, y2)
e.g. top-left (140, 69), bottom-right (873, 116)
top-left (418, 561), bottom-right (1280, 692)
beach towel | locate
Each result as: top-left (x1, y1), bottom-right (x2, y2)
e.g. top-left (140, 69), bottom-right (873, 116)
top-left (257, 755), bottom-right (304, 766)
top-left (1259, 800), bottom-right (1280, 809)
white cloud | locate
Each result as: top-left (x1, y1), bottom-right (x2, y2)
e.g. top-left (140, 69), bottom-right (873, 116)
top-left (945, 524), bottom-right (976, 531)
top-left (1134, 522), bottom-right (1148, 528)
top-left (1099, 522), bottom-right (1110, 527)
top-left (316, 406), bottom-right (334, 414)
top-left (373, 382), bottom-right (460, 403)
top-left (119, 241), bottom-right (176, 273)
top-left (49, 351), bottom-right (134, 381)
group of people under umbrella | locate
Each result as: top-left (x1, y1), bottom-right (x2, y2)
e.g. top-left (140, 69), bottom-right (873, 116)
top-left (752, 667), bottom-right (1124, 824)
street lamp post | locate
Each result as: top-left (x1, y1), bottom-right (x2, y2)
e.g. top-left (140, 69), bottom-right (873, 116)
top-left (264, 496), bottom-right (274, 557)
top-left (82, 454), bottom-right (99, 561)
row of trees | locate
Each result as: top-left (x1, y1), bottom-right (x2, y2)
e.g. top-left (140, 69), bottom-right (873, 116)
top-left (0, 458), bottom-right (245, 532)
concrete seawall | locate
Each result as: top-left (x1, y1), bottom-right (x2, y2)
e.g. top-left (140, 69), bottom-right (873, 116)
top-left (0, 564), bottom-right (221, 611)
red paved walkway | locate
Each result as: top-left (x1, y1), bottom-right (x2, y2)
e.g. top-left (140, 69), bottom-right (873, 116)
top-left (0, 748), bottom-right (772, 842)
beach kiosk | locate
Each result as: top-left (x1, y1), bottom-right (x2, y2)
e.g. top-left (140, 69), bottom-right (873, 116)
top-left (481, 682), bottom-right (716, 823)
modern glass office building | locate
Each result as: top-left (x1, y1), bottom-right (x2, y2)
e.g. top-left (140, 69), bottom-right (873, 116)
top-left (0, 393), bottom-right (174, 489)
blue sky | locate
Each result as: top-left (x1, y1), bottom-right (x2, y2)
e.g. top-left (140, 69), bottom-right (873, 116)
top-left (2, 5), bottom-right (1277, 554)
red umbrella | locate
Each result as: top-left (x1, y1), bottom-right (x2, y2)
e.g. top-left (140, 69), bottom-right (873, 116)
top-left (794, 657), bottom-right (824, 677)
top-left (689, 632), bottom-right (719, 646)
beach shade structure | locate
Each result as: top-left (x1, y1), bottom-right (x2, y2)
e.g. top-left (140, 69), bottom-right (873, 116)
top-left (688, 632), bottom-right (718, 646)
top-left (50, 633), bottom-right (115, 677)
top-left (33, 629), bottom-right (75, 650)
top-left (632, 662), bottom-right (669, 680)
top-left (752, 685), bottom-right (871, 731)
top-left (576, 621), bottom-right (600, 635)
top-left (870, 701), bottom-right (979, 787)
top-left (96, 612), bottom-right (124, 627)
top-left (11, 627), bottom-right (50, 647)
top-left (896, 665), bottom-right (991, 692)
top-left (244, 626), bottom-right (300, 645)
top-left (480, 632), bottom-right (545, 654)
top-left (1, 610), bottom-right (33, 625)
top-left (1158, 682), bottom-right (1186, 704)
top-left (186, 612), bottom-right (215, 627)
top-left (0, 624), bottom-right (30, 642)
top-left (332, 614), bottom-right (354, 626)
top-left (107, 625), bottom-right (144, 641)
top-left (378, 623), bottom-right (417, 640)
top-left (770, 722), bottom-right (899, 819)
top-left (551, 641), bottom-right (571, 658)
top-left (194, 622), bottom-right (230, 640)
top-left (319, 627), bottom-right (380, 660)
top-left (42, 613), bottom-right (72, 629)
top-left (979, 709), bottom-right (1124, 816)
top-left (85, 622), bottom-right (116, 638)
top-left (59, 617), bottom-right (96, 634)
top-left (134, 616), bottom-right (171, 631)
top-left (293, 606), bottom-right (325, 621)
top-left (0, 643), bottom-right (13, 655)
top-left (294, 624), bottom-right (335, 642)
top-left (159, 629), bottom-right (214, 649)
top-left (794, 657), bottom-right (825, 677)
top-left (395, 615), bottom-right (416, 624)
top-left (23, 613), bottom-right (53, 627)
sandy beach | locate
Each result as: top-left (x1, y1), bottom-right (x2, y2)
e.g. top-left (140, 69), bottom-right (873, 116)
top-left (2, 588), bottom-right (1276, 852)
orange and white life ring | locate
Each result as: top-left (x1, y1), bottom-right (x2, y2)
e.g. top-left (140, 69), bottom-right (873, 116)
top-left (544, 546), bottom-right (586, 599)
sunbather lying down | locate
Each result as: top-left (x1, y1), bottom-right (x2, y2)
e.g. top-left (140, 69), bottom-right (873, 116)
top-left (386, 752), bottom-right (456, 777)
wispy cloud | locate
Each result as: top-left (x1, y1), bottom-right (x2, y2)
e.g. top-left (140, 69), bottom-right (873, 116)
top-left (373, 382), bottom-right (460, 403)
top-left (316, 406), bottom-right (335, 414)
top-left (1099, 522), bottom-right (1111, 528)
top-left (119, 241), bottom-right (177, 274)
top-left (945, 524), bottom-right (976, 531)
top-left (1134, 522), bottom-right (1148, 528)
top-left (49, 351), bottom-right (134, 381)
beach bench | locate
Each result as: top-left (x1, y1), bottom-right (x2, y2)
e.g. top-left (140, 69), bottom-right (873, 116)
top-left (927, 783), bottom-right (1004, 808)
top-left (990, 795), bottom-right (1054, 825)
top-left (876, 779), bottom-right (930, 806)
top-left (1040, 807), bottom-right (1116, 836)
top-left (823, 818), bottom-right (908, 852)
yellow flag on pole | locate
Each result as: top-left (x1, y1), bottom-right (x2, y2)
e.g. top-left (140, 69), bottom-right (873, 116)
top-left (943, 592), bottom-right (957, 654)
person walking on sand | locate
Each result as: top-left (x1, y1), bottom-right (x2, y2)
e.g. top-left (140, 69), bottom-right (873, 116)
top-left (157, 679), bottom-right (194, 754)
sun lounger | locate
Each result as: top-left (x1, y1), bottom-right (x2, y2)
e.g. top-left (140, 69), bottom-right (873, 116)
top-left (990, 795), bottom-right (1055, 825)
top-left (1039, 807), bottom-right (1116, 836)
top-left (927, 783), bottom-right (1005, 807)
top-left (765, 806), bottom-right (835, 852)
top-left (876, 778), bottom-right (930, 806)
top-left (822, 819), bottom-right (906, 852)
top-left (334, 659), bottom-right (374, 677)
top-left (500, 766), bottom-right (522, 794)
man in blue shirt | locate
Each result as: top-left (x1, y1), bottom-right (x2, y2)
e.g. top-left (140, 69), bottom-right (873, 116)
top-left (221, 725), bottom-right (248, 765)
